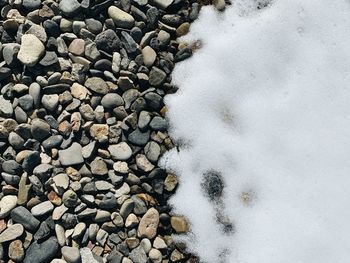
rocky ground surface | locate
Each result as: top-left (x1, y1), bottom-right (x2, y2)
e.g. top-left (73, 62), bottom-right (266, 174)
top-left (0, 0), bottom-right (226, 262)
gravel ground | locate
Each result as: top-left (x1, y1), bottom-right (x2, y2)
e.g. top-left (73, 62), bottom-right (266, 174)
top-left (0, 0), bottom-right (226, 262)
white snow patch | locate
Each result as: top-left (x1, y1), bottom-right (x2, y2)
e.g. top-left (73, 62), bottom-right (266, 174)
top-left (160, 0), bottom-right (350, 262)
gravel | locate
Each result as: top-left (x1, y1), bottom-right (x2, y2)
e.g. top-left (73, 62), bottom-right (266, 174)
top-left (0, 0), bottom-right (216, 261)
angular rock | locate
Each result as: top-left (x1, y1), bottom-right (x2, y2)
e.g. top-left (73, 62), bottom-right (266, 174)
top-left (59, 142), bottom-right (84, 166)
top-left (108, 142), bottom-right (132, 161)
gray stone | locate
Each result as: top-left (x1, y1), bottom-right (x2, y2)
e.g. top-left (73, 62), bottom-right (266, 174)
top-left (3, 43), bottom-right (20, 66)
top-left (108, 142), bottom-right (132, 161)
top-left (18, 94), bottom-right (34, 111)
top-left (149, 67), bottom-right (167, 86)
top-left (26, 24), bottom-right (48, 43)
top-left (62, 190), bottom-right (79, 208)
top-left (59, 0), bottom-right (81, 17)
top-left (95, 29), bottom-right (121, 53)
top-left (121, 31), bottom-right (138, 53)
top-left (150, 0), bottom-right (174, 10)
top-left (42, 94), bottom-right (59, 111)
top-left (23, 237), bottom-right (59, 263)
top-left (31, 118), bottom-right (50, 141)
top-left (11, 206), bottom-right (40, 232)
top-left (62, 246), bottom-right (81, 263)
top-left (101, 93), bottom-right (124, 108)
top-left (59, 142), bottom-right (84, 166)
top-left (128, 129), bottom-right (150, 146)
top-left (129, 245), bottom-right (148, 263)
top-left (120, 199), bottom-right (135, 219)
top-left (2, 160), bottom-right (22, 175)
top-left (85, 77), bottom-right (109, 95)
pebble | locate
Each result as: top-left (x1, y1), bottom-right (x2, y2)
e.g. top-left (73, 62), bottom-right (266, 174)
top-left (62, 246), bottom-right (81, 263)
top-left (95, 29), bottom-right (121, 53)
top-left (59, 0), bottom-right (81, 17)
top-left (0, 224), bottom-right (24, 243)
top-left (31, 200), bottom-right (54, 217)
top-left (142, 46), bottom-right (157, 67)
top-left (0, 195), bottom-right (17, 218)
top-left (85, 77), bottom-right (109, 95)
top-left (23, 237), bottom-right (59, 263)
top-left (108, 142), bottom-right (133, 161)
top-left (129, 245), bottom-right (148, 263)
top-left (136, 154), bottom-right (155, 172)
top-left (138, 208), bottom-right (159, 239)
top-left (149, 67), bottom-right (167, 86)
top-left (108, 6), bottom-right (135, 29)
top-left (101, 93), bottom-right (124, 108)
top-left (149, 248), bottom-right (162, 263)
top-left (151, 0), bottom-right (174, 9)
top-left (170, 216), bottom-right (190, 233)
top-left (59, 142), bottom-right (84, 166)
top-left (0, 96), bottom-right (13, 118)
top-left (11, 206), bottom-right (40, 232)
top-left (62, 190), bottom-right (79, 208)
top-left (120, 199), bottom-right (135, 219)
top-left (144, 141), bottom-right (161, 163)
top-left (9, 240), bottom-right (25, 262)
top-left (18, 34), bottom-right (45, 66)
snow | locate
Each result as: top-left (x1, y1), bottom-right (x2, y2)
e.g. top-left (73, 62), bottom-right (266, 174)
top-left (160, 0), bottom-right (350, 262)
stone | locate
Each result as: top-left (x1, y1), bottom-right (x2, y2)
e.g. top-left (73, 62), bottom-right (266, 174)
top-left (62, 190), bottom-right (79, 208)
top-left (31, 201), bottom-right (54, 217)
top-left (69, 39), bottom-right (85, 56)
top-left (11, 206), bottom-right (40, 232)
top-left (95, 29), bottom-right (121, 53)
top-left (101, 93), bottom-right (124, 108)
top-left (59, 0), bottom-right (81, 17)
top-left (129, 245), bottom-right (147, 263)
top-left (80, 247), bottom-right (99, 263)
top-left (108, 6), bottom-right (135, 29)
top-left (120, 199), bottom-right (135, 219)
top-left (31, 118), bottom-right (50, 141)
top-left (149, 67), bottom-right (167, 86)
top-left (18, 34), bottom-right (45, 66)
top-left (0, 224), bottom-right (24, 243)
top-left (2, 43), bottom-right (20, 66)
top-left (96, 229), bottom-right (108, 246)
top-left (138, 208), bottom-right (159, 239)
top-left (23, 237), bottom-right (59, 263)
top-left (111, 212), bottom-right (124, 227)
top-left (26, 24), bottom-right (48, 42)
top-left (0, 96), bottom-right (13, 117)
top-left (125, 213), bottom-right (139, 228)
top-left (0, 195), bottom-right (17, 218)
top-left (113, 161), bottom-right (128, 174)
top-left (144, 141), bottom-right (161, 163)
top-left (71, 83), bottom-right (90, 100)
top-left (62, 246), bottom-right (81, 263)
top-left (85, 77), bottom-right (109, 95)
top-left (59, 142), bottom-right (84, 166)
top-left (90, 157), bottom-right (108, 176)
top-left (72, 222), bottom-right (86, 239)
top-left (128, 129), bottom-right (150, 146)
top-left (95, 181), bottom-right (113, 191)
top-left (121, 31), bottom-right (138, 53)
top-left (153, 237), bottom-right (167, 249)
top-left (164, 174), bottom-right (178, 192)
top-left (171, 216), bottom-right (190, 233)
top-left (149, 116), bottom-right (167, 131)
top-left (136, 154), bottom-right (155, 172)
top-left (150, 0), bottom-right (173, 9)
top-left (52, 205), bottom-right (69, 220)
top-left (108, 142), bottom-right (132, 161)
top-left (9, 240), bottom-right (25, 262)
top-left (140, 238), bottom-right (152, 253)
top-left (149, 248), bottom-right (162, 263)
top-left (142, 46), bottom-right (157, 67)
top-left (82, 141), bottom-right (97, 159)
top-left (2, 160), bottom-right (22, 175)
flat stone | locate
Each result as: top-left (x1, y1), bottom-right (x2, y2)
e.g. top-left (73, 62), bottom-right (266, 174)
top-left (18, 34), bottom-right (45, 66)
top-left (0, 195), bottom-right (17, 218)
top-left (108, 6), bottom-right (135, 29)
top-left (62, 246), bottom-right (81, 263)
top-left (59, 142), bottom-right (84, 166)
top-left (26, 24), bottom-right (48, 42)
top-left (31, 201), bottom-right (54, 217)
top-left (95, 181), bottom-right (113, 191)
top-left (0, 224), bottom-right (24, 243)
top-left (144, 141), bottom-right (161, 163)
top-left (85, 77), bottom-right (109, 95)
top-left (11, 206), bottom-right (40, 232)
top-left (96, 229), bottom-right (108, 246)
top-left (90, 157), bottom-right (108, 176)
top-left (108, 142), bottom-right (132, 161)
top-left (52, 205), bottom-right (69, 220)
top-left (128, 129), bottom-right (150, 146)
top-left (138, 208), bottom-right (159, 239)
top-left (69, 39), bottom-right (85, 56)
top-left (120, 199), bottom-right (135, 219)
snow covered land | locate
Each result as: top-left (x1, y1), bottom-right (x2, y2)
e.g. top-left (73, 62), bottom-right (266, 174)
top-left (161, 0), bottom-right (350, 262)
